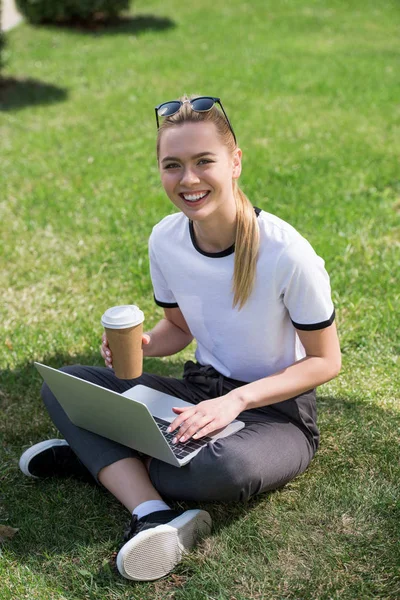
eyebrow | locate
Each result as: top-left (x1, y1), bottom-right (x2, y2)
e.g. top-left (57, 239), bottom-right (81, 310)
top-left (161, 152), bottom-right (217, 163)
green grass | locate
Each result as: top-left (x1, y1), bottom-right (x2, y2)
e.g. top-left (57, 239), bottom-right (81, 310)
top-left (1, 0), bottom-right (399, 597)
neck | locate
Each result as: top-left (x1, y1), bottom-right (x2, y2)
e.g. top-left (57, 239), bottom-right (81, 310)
top-left (192, 204), bottom-right (237, 253)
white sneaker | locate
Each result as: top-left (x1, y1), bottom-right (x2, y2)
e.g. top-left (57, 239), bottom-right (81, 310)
top-left (116, 509), bottom-right (212, 581)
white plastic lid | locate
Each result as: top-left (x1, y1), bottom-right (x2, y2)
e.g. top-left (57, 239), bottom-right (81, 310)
top-left (101, 305), bottom-right (144, 329)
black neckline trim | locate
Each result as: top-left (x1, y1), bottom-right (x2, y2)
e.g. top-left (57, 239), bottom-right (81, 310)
top-left (189, 206), bottom-right (261, 258)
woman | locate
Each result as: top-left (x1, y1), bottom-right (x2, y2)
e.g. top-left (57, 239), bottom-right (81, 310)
top-left (19, 95), bottom-right (341, 582)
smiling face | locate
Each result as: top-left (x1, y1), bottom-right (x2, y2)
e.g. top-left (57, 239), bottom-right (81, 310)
top-left (158, 121), bottom-right (242, 223)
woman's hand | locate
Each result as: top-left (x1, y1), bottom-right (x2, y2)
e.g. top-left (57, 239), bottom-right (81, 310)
top-left (167, 393), bottom-right (244, 443)
top-left (100, 332), bottom-right (151, 369)
top-left (100, 332), bottom-right (113, 368)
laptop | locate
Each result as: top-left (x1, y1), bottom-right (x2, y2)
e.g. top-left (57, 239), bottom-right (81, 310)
top-left (34, 362), bottom-right (245, 468)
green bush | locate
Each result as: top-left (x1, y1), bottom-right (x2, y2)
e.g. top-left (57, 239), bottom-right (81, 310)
top-left (15, 0), bottom-right (130, 24)
top-left (0, 0), bottom-right (5, 81)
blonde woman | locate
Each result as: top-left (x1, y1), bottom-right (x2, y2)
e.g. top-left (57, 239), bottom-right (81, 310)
top-left (19, 95), bottom-right (341, 582)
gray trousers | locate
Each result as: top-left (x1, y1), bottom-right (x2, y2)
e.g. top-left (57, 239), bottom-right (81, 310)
top-left (41, 363), bottom-right (315, 503)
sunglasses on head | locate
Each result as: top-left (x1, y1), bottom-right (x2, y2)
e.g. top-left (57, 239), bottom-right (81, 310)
top-left (155, 96), bottom-right (237, 144)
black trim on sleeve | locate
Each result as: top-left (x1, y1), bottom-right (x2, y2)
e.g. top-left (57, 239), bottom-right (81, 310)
top-left (154, 295), bottom-right (179, 309)
top-left (292, 309), bottom-right (335, 331)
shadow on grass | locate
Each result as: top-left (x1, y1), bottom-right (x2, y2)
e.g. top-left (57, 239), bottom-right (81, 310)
top-left (33, 14), bottom-right (175, 36)
top-left (0, 352), bottom-right (257, 590)
top-left (1, 357), bottom-right (399, 592)
top-left (0, 350), bottom-right (187, 444)
top-left (0, 77), bottom-right (68, 111)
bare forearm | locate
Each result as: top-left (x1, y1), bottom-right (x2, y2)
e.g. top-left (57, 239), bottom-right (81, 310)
top-left (143, 318), bottom-right (194, 357)
top-left (232, 356), bottom-right (341, 411)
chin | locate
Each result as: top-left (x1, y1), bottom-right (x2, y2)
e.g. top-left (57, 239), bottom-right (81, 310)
top-left (171, 194), bottom-right (222, 221)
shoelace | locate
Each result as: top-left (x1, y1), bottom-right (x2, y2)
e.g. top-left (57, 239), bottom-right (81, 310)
top-left (122, 510), bottom-right (182, 544)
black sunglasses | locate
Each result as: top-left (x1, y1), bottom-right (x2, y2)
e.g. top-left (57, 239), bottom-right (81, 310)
top-left (155, 96), bottom-right (236, 144)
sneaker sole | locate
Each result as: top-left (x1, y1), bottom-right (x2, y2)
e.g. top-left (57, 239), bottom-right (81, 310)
top-left (116, 509), bottom-right (212, 581)
top-left (19, 439), bottom-right (69, 478)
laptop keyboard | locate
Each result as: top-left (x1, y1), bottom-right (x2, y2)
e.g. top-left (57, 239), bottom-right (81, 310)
top-left (154, 417), bottom-right (213, 460)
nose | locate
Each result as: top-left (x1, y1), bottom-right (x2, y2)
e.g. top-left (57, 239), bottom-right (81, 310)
top-left (180, 167), bottom-right (200, 187)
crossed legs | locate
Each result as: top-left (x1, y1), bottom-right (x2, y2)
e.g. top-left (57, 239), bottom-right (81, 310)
top-left (40, 364), bottom-right (315, 505)
top-left (98, 457), bottom-right (160, 513)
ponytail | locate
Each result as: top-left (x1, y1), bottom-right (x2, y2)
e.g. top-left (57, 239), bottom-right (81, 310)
top-left (232, 182), bottom-right (260, 310)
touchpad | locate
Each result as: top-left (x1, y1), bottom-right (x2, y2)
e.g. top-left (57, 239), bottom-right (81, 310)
top-left (121, 384), bottom-right (194, 423)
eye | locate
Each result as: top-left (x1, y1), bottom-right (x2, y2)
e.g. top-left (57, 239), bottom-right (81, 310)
top-left (198, 158), bottom-right (214, 165)
top-left (164, 162), bottom-right (180, 170)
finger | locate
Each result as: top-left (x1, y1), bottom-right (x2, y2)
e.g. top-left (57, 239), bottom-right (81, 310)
top-left (142, 333), bottom-right (151, 345)
top-left (100, 344), bottom-right (113, 365)
top-left (192, 422), bottom-right (218, 439)
top-left (101, 336), bottom-right (108, 349)
top-left (167, 409), bottom-right (197, 433)
top-left (102, 349), bottom-right (112, 363)
top-left (176, 414), bottom-right (211, 443)
top-left (171, 406), bottom-right (191, 414)
top-left (174, 415), bottom-right (198, 439)
top-left (167, 416), bottom-right (188, 434)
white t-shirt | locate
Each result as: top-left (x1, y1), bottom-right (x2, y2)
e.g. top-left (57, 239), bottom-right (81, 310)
top-left (149, 208), bottom-right (334, 383)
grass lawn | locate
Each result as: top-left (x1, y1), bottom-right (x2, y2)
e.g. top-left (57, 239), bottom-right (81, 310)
top-left (1, 0), bottom-right (399, 597)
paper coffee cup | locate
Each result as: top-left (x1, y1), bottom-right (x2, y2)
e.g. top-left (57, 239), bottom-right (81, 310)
top-left (101, 305), bottom-right (145, 379)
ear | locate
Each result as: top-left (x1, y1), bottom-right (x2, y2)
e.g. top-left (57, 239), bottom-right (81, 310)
top-left (232, 148), bottom-right (242, 180)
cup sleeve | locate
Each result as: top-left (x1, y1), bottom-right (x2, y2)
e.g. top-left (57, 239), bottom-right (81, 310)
top-left (277, 239), bottom-right (335, 331)
top-left (148, 236), bottom-right (178, 308)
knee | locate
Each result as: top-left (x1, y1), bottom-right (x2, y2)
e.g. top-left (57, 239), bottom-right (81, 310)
top-left (40, 364), bottom-right (81, 408)
top-left (200, 444), bottom-right (258, 503)
top-left (204, 442), bottom-right (309, 503)
top-left (59, 364), bottom-right (81, 376)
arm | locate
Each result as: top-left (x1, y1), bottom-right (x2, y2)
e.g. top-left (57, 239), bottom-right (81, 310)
top-left (168, 322), bottom-right (341, 442)
top-left (231, 322), bottom-right (341, 411)
top-left (143, 307), bottom-right (194, 357)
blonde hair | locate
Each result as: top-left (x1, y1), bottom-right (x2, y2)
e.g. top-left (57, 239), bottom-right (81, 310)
top-left (156, 95), bottom-right (260, 310)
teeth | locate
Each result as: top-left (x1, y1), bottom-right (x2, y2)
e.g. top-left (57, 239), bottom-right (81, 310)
top-left (182, 192), bottom-right (208, 202)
